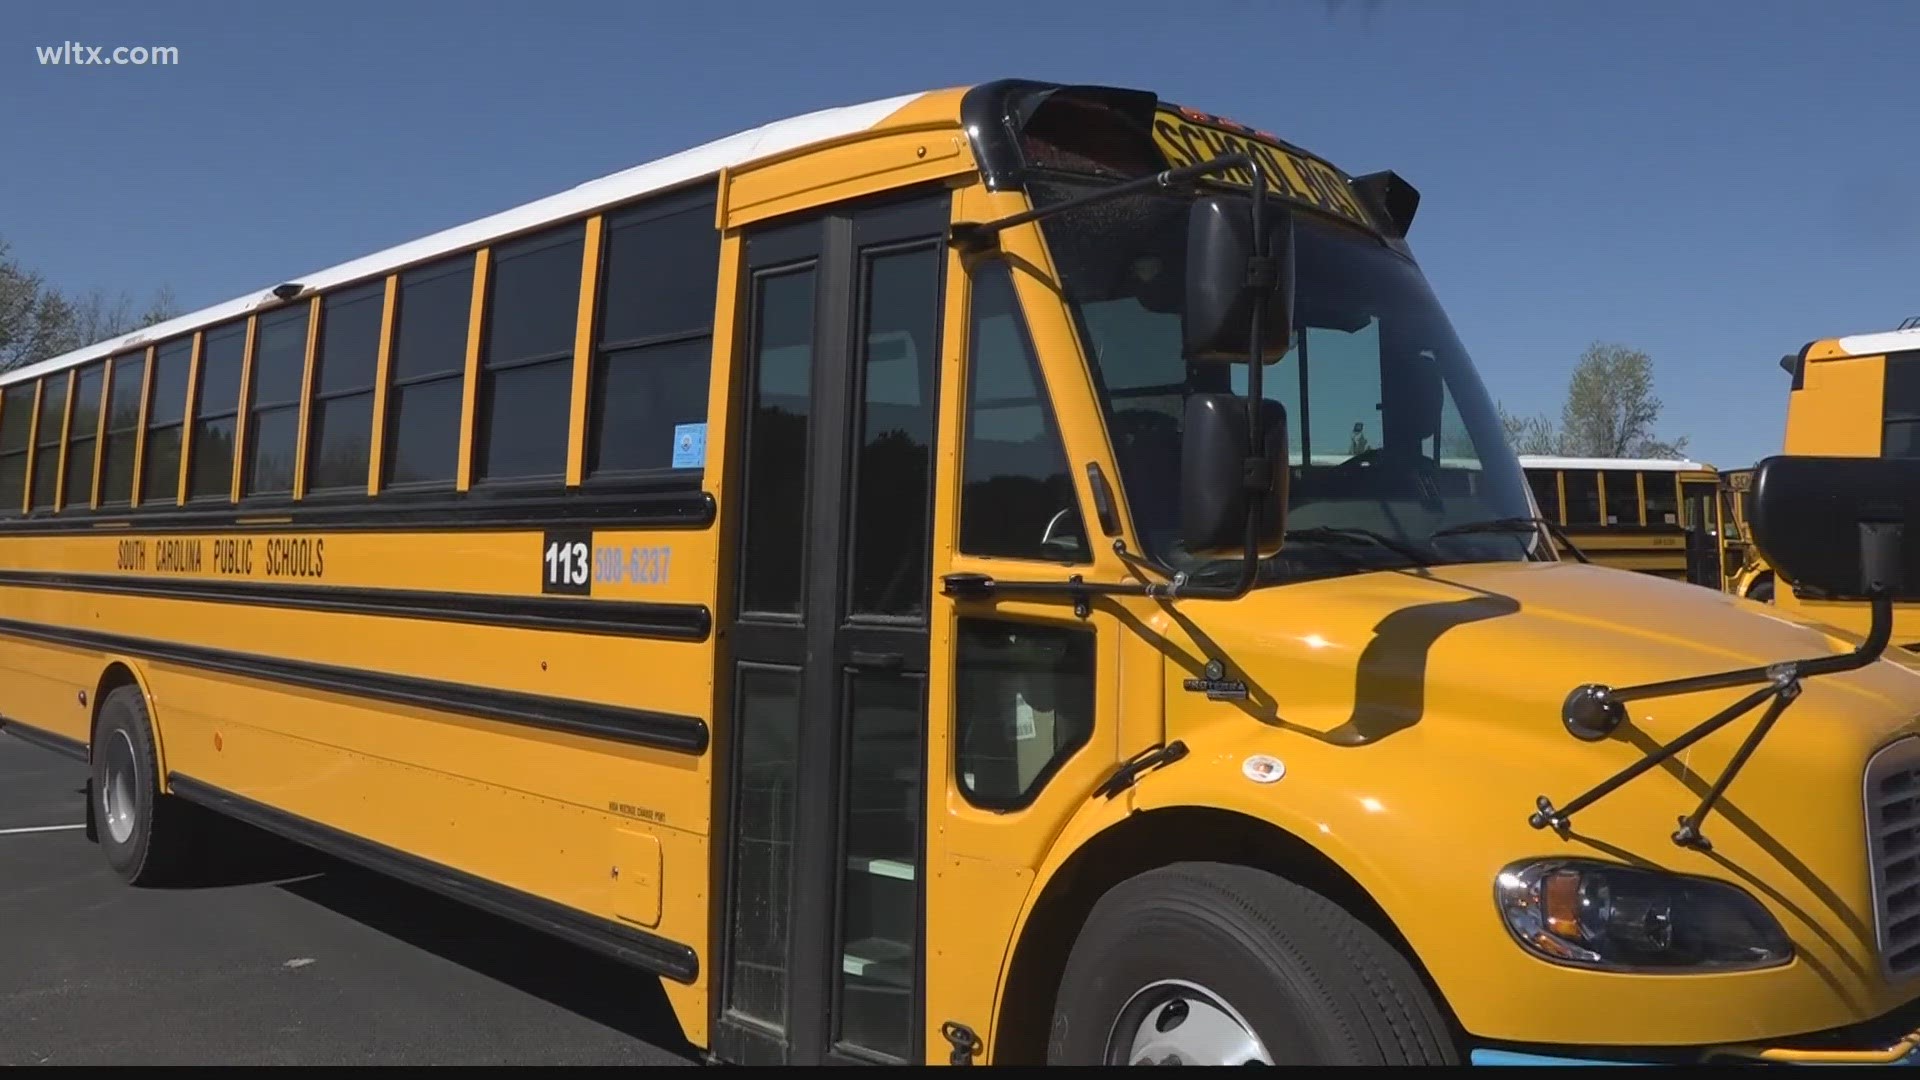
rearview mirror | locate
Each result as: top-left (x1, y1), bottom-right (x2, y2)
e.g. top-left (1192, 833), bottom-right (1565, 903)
top-left (1183, 196), bottom-right (1294, 363)
top-left (1749, 455), bottom-right (1920, 601)
top-left (1182, 393), bottom-right (1288, 559)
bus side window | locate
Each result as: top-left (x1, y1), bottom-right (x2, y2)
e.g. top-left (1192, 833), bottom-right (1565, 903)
top-left (474, 223), bottom-right (585, 485)
top-left (1644, 472), bottom-right (1679, 526)
top-left (140, 338), bottom-right (193, 506)
top-left (958, 263), bottom-right (1084, 563)
top-left (1884, 350), bottom-right (1920, 458)
top-left (384, 256), bottom-right (475, 489)
top-left (187, 320), bottom-right (247, 502)
top-left (0, 383), bottom-right (33, 514)
top-left (587, 195), bottom-right (719, 479)
top-left (1562, 470), bottom-right (1601, 526)
top-left (1525, 469), bottom-right (1560, 522)
top-left (1601, 469), bottom-right (1640, 526)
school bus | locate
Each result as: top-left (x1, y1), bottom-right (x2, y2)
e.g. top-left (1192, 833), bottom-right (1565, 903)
top-left (1754, 330), bottom-right (1920, 647)
top-left (5, 79), bottom-right (1920, 1066)
top-left (1718, 466), bottom-right (1772, 600)
top-left (1518, 455), bottom-right (1725, 587)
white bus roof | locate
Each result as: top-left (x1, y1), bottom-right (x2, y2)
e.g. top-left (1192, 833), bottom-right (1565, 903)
top-left (0, 90), bottom-right (930, 389)
top-left (1517, 455), bottom-right (1709, 472)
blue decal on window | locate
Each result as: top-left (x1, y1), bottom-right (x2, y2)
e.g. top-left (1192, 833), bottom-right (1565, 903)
top-left (672, 422), bottom-right (707, 469)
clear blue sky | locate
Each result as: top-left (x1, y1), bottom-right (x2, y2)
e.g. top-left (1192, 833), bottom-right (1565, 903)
top-left (4, 0), bottom-right (1915, 470)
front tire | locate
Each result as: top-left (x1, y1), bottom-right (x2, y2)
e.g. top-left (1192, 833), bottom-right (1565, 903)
top-left (1048, 862), bottom-right (1457, 1065)
top-left (91, 685), bottom-right (193, 885)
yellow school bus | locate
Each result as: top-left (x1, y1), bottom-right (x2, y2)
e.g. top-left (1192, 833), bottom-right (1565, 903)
top-left (1518, 455), bottom-right (1725, 587)
top-left (6, 79), bottom-right (1920, 1066)
top-left (1718, 466), bottom-right (1773, 600)
top-left (1751, 332), bottom-right (1920, 646)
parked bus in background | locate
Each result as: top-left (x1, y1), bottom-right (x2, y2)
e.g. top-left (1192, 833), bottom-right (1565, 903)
top-left (1718, 466), bottom-right (1772, 601)
top-left (1760, 326), bottom-right (1920, 647)
top-left (5, 79), bottom-right (1920, 1066)
top-left (1517, 455), bottom-right (1725, 588)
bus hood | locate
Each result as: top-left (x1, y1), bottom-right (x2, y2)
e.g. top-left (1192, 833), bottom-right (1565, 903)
top-left (1174, 559), bottom-right (1920, 756)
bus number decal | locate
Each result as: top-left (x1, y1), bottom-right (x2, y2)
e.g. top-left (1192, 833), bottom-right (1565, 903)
top-left (594, 544), bottom-right (671, 586)
top-left (542, 529), bottom-right (593, 596)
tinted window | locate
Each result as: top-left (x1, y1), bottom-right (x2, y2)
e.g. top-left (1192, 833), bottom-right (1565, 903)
top-left (390, 258), bottom-right (473, 383)
top-left (1644, 470), bottom-right (1678, 526)
top-left (0, 384), bottom-right (35, 514)
top-left (141, 337), bottom-right (193, 504)
top-left (62, 363), bottom-right (105, 509)
top-left (307, 281), bottom-right (385, 494)
top-left (99, 352), bottom-right (147, 506)
top-left (599, 200), bottom-right (720, 346)
top-left (30, 375), bottom-right (66, 509)
top-left (246, 305), bottom-right (308, 498)
top-left (384, 257), bottom-right (473, 488)
top-left (1601, 469), bottom-right (1640, 526)
top-left (959, 263), bottom-right (1083, 562)
top-left (474, 225), bottom-right (583, 484)
top-left (587, 198), bottom-right (719, 479)
top-left (189, 321), bottom-right (248, 501)
top-left (1526, 469), bottom-right (1560, 521)
top-left (195, 322), bottom-right (247, 420)
top-left (1562, 470), bottom-right (1601, 526)
top-left (739, 267), bottom-right (815, 616)
top-left (955, 619), bottom-right (1095, 807)
top-left (849, 243), bottom-right (941, 618)
top-left (1885, 352), bottom-right (1920, 459)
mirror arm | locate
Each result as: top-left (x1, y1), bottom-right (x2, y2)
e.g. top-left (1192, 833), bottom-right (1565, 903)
top-left (1527, 520), bottom-right (1903, 846)
top-left (950, 153), bottom-right (1259, 253)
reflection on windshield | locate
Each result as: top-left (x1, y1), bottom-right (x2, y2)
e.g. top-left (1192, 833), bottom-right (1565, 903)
top-left (1032, 180), bottom-right (1537, 581)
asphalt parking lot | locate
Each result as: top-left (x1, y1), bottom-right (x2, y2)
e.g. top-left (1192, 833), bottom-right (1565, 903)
top-left (0, 733), bottom-right (698, 1066)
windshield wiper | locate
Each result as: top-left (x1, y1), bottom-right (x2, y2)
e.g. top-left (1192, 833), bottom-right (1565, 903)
top-left (1429, 517), bottom-right (1591, 564)
top-left (1284, 526), bottom-right (1436, 566)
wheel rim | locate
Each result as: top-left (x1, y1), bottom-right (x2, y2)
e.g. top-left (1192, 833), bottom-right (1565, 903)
top-left (101, 729), bottom-right (138, 845)
top-left (1104, 978), bottom-right (1273, 1065)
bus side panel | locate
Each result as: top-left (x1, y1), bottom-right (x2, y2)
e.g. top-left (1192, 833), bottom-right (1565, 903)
top-left (1784, 354), bottom-right (1882, 457)
top-left (0, 631), bottom-right (96, 745)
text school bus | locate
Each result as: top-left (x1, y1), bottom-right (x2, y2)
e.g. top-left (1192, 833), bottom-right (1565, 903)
top-left (5, 80), bottom-right (1920, 1066)
top-left (1518, 455), bottom-right (1727, 589)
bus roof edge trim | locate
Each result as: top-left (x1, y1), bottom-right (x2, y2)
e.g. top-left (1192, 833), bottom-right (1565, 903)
top-left (0, 91), bottom-right (930, 388)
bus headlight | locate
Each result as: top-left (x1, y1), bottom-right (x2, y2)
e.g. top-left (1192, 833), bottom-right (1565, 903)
top-left (1495, 859), bottom-right (1792, 971)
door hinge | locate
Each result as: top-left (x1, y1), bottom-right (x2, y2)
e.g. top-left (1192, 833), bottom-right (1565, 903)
top-left (941, 1020), bottom-right (981, 1065)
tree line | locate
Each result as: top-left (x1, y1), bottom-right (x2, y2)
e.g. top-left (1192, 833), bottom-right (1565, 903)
top-left (0, 236), bottom-right (177, 373)
top-left (1496, 342), bottom-right (1690, 459)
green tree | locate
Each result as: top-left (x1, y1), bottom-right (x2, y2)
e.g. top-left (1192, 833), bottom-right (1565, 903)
top-left (1495, 342), bottom-right (1689, 459)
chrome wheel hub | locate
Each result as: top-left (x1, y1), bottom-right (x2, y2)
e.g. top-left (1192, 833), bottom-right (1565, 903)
top-left (1106, 979), bottom-right (1273, 1065)
top-left (101, 729), bottom-right (138, 845)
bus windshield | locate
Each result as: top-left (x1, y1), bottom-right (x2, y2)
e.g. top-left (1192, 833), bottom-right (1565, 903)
top-left (1031, 180), bottom-right (1536, 581)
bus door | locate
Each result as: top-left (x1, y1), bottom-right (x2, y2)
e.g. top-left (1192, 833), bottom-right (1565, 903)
top-left (715, 192), bottom-right (950, 1065)
top-left (1681, 479), bottom-right (1720, 588)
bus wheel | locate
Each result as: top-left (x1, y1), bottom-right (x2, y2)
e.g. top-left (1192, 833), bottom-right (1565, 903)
top-left (1750, 576), bottom-right (1774, 604)
top-left (1047, 862), bottom-right (1456, 1065)
top-left (92, 685), bottom-right (191, 886)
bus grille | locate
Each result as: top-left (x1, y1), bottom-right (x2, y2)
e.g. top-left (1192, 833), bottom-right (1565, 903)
top-left (1867, 737), bottom-right (1920, 980)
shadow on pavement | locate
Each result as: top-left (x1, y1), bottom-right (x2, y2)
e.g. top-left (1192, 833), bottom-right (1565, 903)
top-left (199, 816), bottom-right (698, 1058)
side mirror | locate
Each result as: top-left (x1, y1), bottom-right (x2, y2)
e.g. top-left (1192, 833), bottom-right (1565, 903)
top-left (1749, 455), bottom-right (1920, 601)
top-left (1183, 197), bottom-right (1294, 363)
top-left (1181, 393), bottom-right (1288, 558)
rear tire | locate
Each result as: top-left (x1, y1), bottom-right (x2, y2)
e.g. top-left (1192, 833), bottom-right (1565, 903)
top-left (1047, 862), bottom-right (1457, 1065)
top-left (91, 685), bottom-right (193, 885)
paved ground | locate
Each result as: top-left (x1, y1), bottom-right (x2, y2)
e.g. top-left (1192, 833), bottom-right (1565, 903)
top-left (0, 733), bottom-right (699, 1066)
